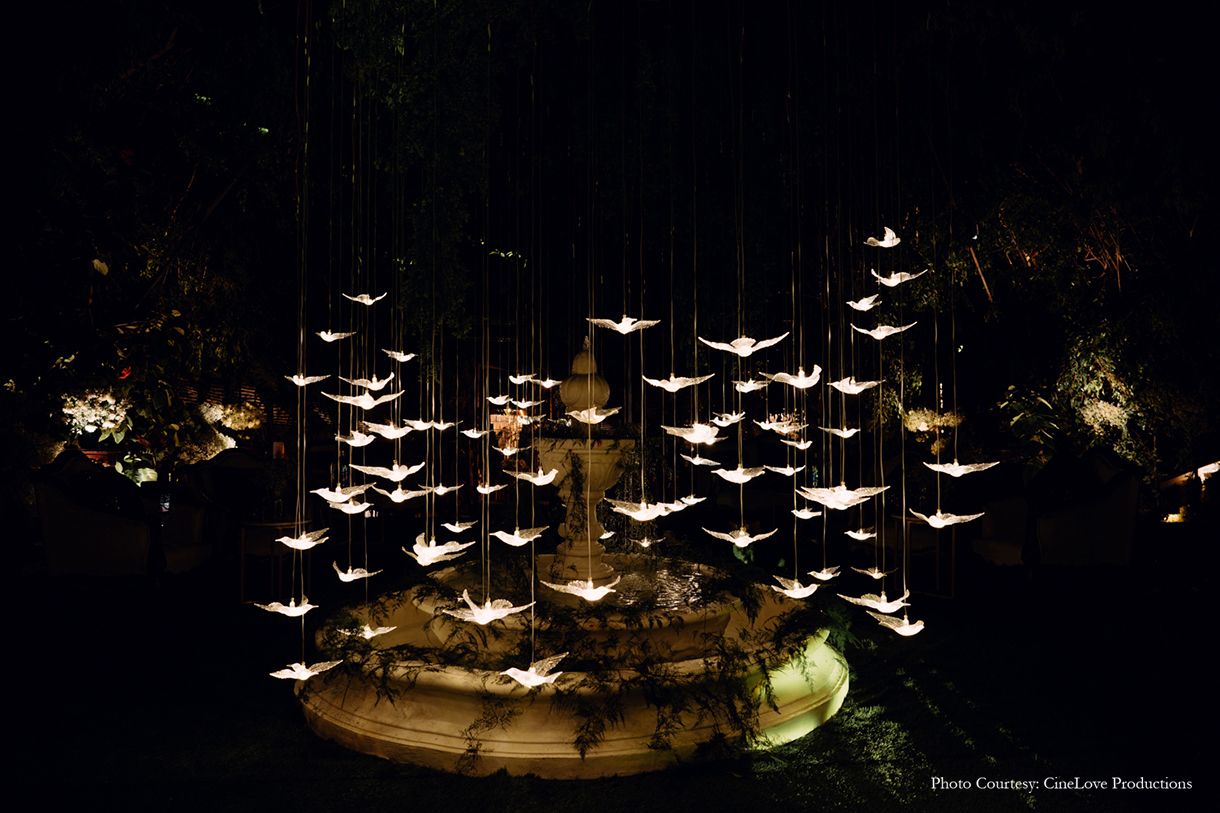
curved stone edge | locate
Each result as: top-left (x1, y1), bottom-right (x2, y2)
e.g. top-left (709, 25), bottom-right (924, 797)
top-left (297, 630), bottom-right (848, 779)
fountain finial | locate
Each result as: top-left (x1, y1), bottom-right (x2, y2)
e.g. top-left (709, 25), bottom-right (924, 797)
top-left (560, 337), bottom-right (610, 412)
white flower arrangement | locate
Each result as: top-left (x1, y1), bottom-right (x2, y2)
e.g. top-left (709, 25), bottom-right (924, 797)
top-left (61, 389), bottom-right (131, 437)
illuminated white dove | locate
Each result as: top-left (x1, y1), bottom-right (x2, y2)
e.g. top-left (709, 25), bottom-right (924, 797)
top-left (365, 421), bottom-right (413, 439)
top-left (270, 660), bottom-right (342, 680)
top-left (606, 499), bottom-right (673, 521)
top-left (755, 418), bottom-right (806, 434)
top-left (662, 423), bottom-right (721, 444)
top-left (330, 500), bottom-right (371, 515)
top-left (339, 624), bottom-right (396, 640)
top-left (254, 597), bottom-right (316, 617)
top-left (404, 536), bottom-right (475, 566)
top-left (923, 460), bottom-right (1000, 477)
top-left (323, 390), bottom-right (403, 409)
top-left (277, 528), bottom-right (329, 550)
top-left (852, 566), bottom-right (895, 580)
top-left (864, 226), bottom-right (900, 247)
top-left (477, 483), bottom-right (509, 495)
top-left (910, 508), bottom-right (985, 528)
top-left (335, 431), bottom-right (376, 447)
top-left (430, 483), bottom-right (463, 496)
top-left (419, 420), bottom-right (455, 431)
top-left (568, 407), bottom-right (620, 424)
top-left (798, 484), bottom-right (889, 510)
top-left (867, 610), bottom-right (925, 636)
top-left (679, 495), bottom-right (706, 506)
top-left (792, 507), bottom-right (822, 520)
top-left (351, 461), bottom-right (425, 482)
top-left (382, 349), bottom-right (416, 362)
top-left (734, 378), bottom-right (770, 393)
top-left (495, 445), bottom-right (528, 457)
top-left (333, 561), bottom-right (383, 582)
top-left (713, 465), bottom-right (766, 485)
top-left (487, 394), bottom-right (511, 406)
top-left (343, 292), bottom-right (387, 305)
top-left (829, 377), bottom-right (883, 395)
top-left (509, 468), bottom-right (559, 486)
top-left (839, 589), bottom-right (910, 613)
top-left (809, 566), bottom-right (841, 581)
top-left (461, 428), bottom-right (490, 439)
top-left (442, 521), bottom-right (477, 533)
top-left (340, 373), bottom-right (394, 391)
top-left (534, 378), bottom-right (562, 389)
top-left (511, 398), bottom-right (543, 409)
top-left (644, 373), bottom-right (715, 393)
top-left (587, 315), bottom-right (660, 333)
top-left (443, 589), bottom-right (534, 624)
top-left (871, 268), bottom-right (926, 287)
top-left (783, 439), bottom-right (814, 450)
top-left (502, 652), bottom-right (568, 688)
top-left (845, 528), bottom-right (876, 540)
top-left (509, 373), bottom-right (536, 385)
top-left (821, 426), bottom-right (860, 438)
top-left (286, 374), bottom-right (330, 386)
top-left (852, 323), bottom-right (917, 340)
top-left (372, 485), bottom-right (429, 503)
top-left (699, 332), bottom-right (790, 357)
top-left (847, 294), bottom-right (881, 311)
top-left (766, 465), bottom-right (805, 477)
top-left (772, 576), bottom-right (821, 599)
top-left (312, 484), bottom-right (371, 503)
top-left (490, 526), bottom-right (548, 547)
top-left (541, 576), bottom-right (621, 602)
top-left (317, 330), bottom-right (354, 342)
top-left (680, 452), bottom-right (719, 467)
top-left (765, 366), bottom-right (822, 389)
top-left (712, 411), bottom-right (746, 427)
top-left (704, 527), bottom-right (778, 548)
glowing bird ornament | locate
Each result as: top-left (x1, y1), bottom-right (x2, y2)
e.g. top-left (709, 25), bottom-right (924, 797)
top-left (502, 652), bottom-right (568, 688)
top-left (541, 576), bottom-right (621, 602)
top-left (277, 528), bottom-right (329, 550)
top-left (343, 292), bottom-right (387, 305)
top-left (487, 394), bottom-right (510, 406)
top-left (766, 465), bottom-right (805, 477)
top-left (254, 597), bottom-right (316, 617)
top-left (679, 495), bottom-right (706, 506)
top-left (829, 377), bottom-right (883, 395)
top-left (662, 423), bottom-right (722, 445)
top-left (331, 501), bottom-right (372, 516)
top-left (317, 330), bottom-right (354, 342)
top-left (871, 268), bottom-right (927, 287)
top-left (821, 426), bottom-right (860, 439)
top-left (382, 349), bottom-right (416, 362)
top-left (477, 483), bottom-right (509, 495)
top-left (352, 461), bottom-right (425, 482)
top-left (864, 226), bottom-right (901, 247)
top-left (923, 460), bottom-right (1000, 477)
top-left (733, 378), bottom-right (770, 393)
top-left (680, 452), bottom-right (719, 467)
top-left (867, 610), bottom-right (925, 636)
top-left (429, 483), bottom-right (463, 496)
top-left (270, 660), bottom-right (342, 680)
top-left (783, 438), bottom-right (814, 451)
top-left (312, 484), bottom-right (371, 503)
top-left (568, 407), bottom-right (620, 424)
top-left (490, 526), bottom-right (549, 547)
top-left (461, 428), bottom-right (490, 439)
top-left (587, 315), bottom-right (660, 333)
top-left (340, 373), bottom-right (394, 391)
top-left (910, 508), bottom-right (985, 528)
top-left (713, 465), bottom-right (766, 485)
top-left (508, 468), bottom-right (559, 486)
top-left (442, 521), bottom-right (477, 533)
top-left (339, 624), bottom-right (397, 640)
top-left (772, 576), bottom-right (822, 599)
top-left (495, 445), bottom-right (529, 458)
top-left (839, 588), bottom-right (910, 613)
top-left (846, 528), bottom-right (876, 540)
top-left (333, 562), bottom-right (383, 582)
top-left (323, 390), bottom-right (403, 410)
top-left (365, 421), bottom-right (413, 439)
top-left (443, 590), bottom-right (535, 625)
top-left (372, 485), bottom-right (429, 503)
top-left (852, 566), bottom-right (895, 580)
top-left (755, 418), bottom-right (806, 435)
top-left (847, 294), bottom-right (882, 311)
top-left (792, 507), bottom-right (822, 520)
top-left (286, 374), bottom-right (330, 386)
top-left (644, 373), bottom-right (715, 393)
top-left (534, 378), bottom-right (562, 389)
top-left (798, 484), bottom-right (889, 510)
top-left (511, 399), bottom-right (543, 409)
top-left (404, 536), bottom-right (475, 566)
top-left (335, 431), bottom-right (376, 447)
top-left (765, 366), bottom-right (822, 389)
top-left (509, 373), bottom-right (536, 385)
top-left (852, 323), bottom-right (917, 341)
top-left (809, 566), bottom-right (841, 581)
top-left (704, 527), bottom-right (778, 548)
top-left (699, 332), bottom-right (790, 357)
top-left (606, 499), bottom-right (673, 522)
top-left (415, 419), bottom-right (455, 431)
top-left (712, 411), bottom-right (746, 427)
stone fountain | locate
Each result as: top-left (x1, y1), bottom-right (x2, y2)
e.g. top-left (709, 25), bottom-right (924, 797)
top-left (296, 342), bottom-right (848, 778)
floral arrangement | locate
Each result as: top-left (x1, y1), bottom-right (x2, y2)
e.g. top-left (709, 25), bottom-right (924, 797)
top-left (61, 389), bottom-right (131, 438)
